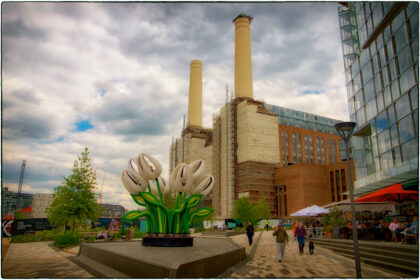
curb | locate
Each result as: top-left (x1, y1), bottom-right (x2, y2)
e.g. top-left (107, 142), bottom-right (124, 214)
top-left (217, 230), bottom-right (264, 278)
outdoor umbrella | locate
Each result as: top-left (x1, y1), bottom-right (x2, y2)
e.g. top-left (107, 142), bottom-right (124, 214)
top-left (354, 184), bottom-right (418, 203)
top-left (290, 205), bottom-right (329, 217)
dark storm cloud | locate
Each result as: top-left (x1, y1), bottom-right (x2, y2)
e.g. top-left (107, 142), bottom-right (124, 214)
top-left (92, 92), bottom-right (182, 139)
top-left (2, 19), bottom-right (47, 39)
top-left (2, 89), bottom-right (58, 140)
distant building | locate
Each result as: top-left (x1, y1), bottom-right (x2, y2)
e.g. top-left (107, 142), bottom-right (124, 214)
top-left (169, 14), bottom-right (356, 219)
top-left (31, 193), bottom-right (54, 218)
top-left (1, 187), bottom-right (33, 217)
top-left (338, 2), bottom-right (418, 195)
top-left (100, 204), bottom-right (126, 219)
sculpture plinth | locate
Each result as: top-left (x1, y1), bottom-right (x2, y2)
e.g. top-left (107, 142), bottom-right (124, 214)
top-left (142, 235), bottom-right (193, 247)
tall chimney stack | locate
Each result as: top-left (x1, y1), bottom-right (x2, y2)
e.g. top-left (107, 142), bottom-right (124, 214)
top-left (187, 60), bottom-right (202, 127)
top-left (233, 13), bottom-right (253, 99)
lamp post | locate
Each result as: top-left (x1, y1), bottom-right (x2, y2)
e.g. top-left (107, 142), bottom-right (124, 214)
top-left (335, 121), bottom-right (361, 278)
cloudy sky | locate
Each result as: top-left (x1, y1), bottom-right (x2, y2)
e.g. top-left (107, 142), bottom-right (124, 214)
top-left (2, 2), bottom-right (349, 210)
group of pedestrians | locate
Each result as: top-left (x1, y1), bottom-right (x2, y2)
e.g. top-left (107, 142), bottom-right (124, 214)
top-left (245, 220), bottom-right (309, 263)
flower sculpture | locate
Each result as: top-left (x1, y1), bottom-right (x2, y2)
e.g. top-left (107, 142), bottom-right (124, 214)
top-left (121, 153), bottom-right (214, 235)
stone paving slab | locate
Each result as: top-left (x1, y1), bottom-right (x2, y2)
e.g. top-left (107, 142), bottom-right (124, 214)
top-left (227, 230), bottom-right (403, 278)
top-left (2, 241), bottom-right (94, 278)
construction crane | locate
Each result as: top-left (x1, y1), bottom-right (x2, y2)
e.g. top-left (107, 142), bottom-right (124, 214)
top-left (99, 171), bottom-right (107, 204)
top-left (16, 160), bottom-right (26, 210)
top-left (18, 160), bottom-right (26, 194)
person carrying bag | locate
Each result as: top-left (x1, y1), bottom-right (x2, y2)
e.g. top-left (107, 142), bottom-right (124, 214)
top-left (273, 223), bottom-right (289, 262)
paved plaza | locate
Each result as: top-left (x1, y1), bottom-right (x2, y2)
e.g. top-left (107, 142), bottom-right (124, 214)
top-left (2, 231), bottom-right (404, 278)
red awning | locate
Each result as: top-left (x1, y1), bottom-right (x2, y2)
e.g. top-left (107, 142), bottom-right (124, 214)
top-left (355, 184), bottom-right (418, 203)
top-left (18, 207), bottom-right (32, 213)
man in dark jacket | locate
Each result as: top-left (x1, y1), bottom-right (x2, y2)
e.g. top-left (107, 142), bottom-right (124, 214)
top-left (246, 222), bottom-right (254, 245)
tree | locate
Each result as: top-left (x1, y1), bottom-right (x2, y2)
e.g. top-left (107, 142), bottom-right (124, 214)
top-left (232, 198), bottom-right (257, 225)
top-left (48, 148), bottom-right (103, 232)
top-left (232, 197), bottom-right (272, 226)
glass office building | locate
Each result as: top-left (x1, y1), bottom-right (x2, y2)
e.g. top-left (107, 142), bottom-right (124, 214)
top-left (338, 2), bottom-right (418, 194)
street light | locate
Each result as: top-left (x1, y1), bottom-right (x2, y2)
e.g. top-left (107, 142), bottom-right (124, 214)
top-left (335, 121), bottom-right (361, 278)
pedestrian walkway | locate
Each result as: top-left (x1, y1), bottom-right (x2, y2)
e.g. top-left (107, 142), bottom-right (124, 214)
top-left (2, 241), bottom-right (94, 278)
top-left (2, 232), bottom-right (405, 278)
top-left (227, 230), bottom-right (402, 278)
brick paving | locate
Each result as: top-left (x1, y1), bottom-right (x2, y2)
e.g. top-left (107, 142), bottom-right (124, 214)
top-left (1, 231), bottom-right (405, 278)
top-left (2, 241), bottom-right (94, 278)
top-left (227, 230), bottom-right (402, 278)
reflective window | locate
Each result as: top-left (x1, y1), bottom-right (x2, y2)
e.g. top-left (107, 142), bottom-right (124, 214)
top-left (399, 67), bottom-right (416, 95)
top-left (372, 3), bottom-right (383, 27)
top-left (414, 109), bottom-right (419, 136)
top-left (389, 59), bottom-right (398, 81)
top-left (357, 108), bottom-right (366, 125)
top-left (364, 80), bottom-right (375, 101)
top-left (410, 87), bottom-right (418, 110)
top-left (383, 25), bottom-right (392, 42)
top-left (382, 66), bottom-right (390, 86)
top-left (321, 138), bottom-right (326, 164)
top-left (292, 133), bottom-right (297, 163)
top-left (377, 91), bottom-right (385, 112)
top-left (395, 93), bottom-right (411, 120)
top-left (409, 10), bottom-right (419, 40)
top-left (390, 124), bottom-right (399, 148)
top-left (305, 135), bottom-right (309, 163)
top-left (374, 73), bottom-right (383, 93)
top-left (371, 119), bottom-right (377, 136)
top-left (378, 129), bottom-right (392, 154)
top-left (373, 53), bottom-right (380, 74)
top-left (371, 134), bottom-right (378, 156)
top-left (297, 133), bottom-right (302, 163)
top-left (362, 63), bottom-right (373, 84)
top-left (391, 79), bottom-right (400, 101)
top-left (309, 136), bottom-right (314, 163)
top-left (384, 86), bottom-right (392, 106)
top-left (380, 150), bottom-right (393, 170)
top-left (355, 89), bottom-right (364, 109)
top-left (353, 74), bottom-right (362, 93)
top-left (386, 39), bottom-right (395, 59)
top-left (401, 137), bottom-right (418, 161)
top-left (366, 98), bottom-right (377, 121)
top-left (398, 44), bottom-right (413, 74)
top-left (398, 114), bottom-right (415, 143)
top-left (393, 147), bottom-right (402, 166)
top-left (394, 21), bottom-right (409, 52)
top-left (387, 105), bottom-right (396, 125)
top-left (376, 110), bottom-right (388, 132)
top-left (379, 47), bottom-right (387, 67)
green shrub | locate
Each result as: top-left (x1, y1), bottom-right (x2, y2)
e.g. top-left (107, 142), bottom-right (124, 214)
top-left (11, 235), bottom-right (24, 243)
top-left (54, 232), bottom-right (80, 247)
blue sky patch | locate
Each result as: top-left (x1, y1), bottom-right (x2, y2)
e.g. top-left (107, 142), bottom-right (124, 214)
top-left (301, 89), bottom-right (324, 95)
top-left (76, 120), bottom-right (94, 132)
top-left (99, 88), bottom-right (106, 96)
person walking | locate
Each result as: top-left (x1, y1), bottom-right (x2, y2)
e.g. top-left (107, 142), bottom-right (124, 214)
top-left (246, 222), bottom-right (255, 245)
top-left (272, 223), bottom-right (289, 262)
top-left (265, 219), bottom-right (270, 231)
top-left (295, 222), bottom-right (307, 255)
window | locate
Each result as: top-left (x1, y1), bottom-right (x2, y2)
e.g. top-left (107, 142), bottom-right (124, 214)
top-left (297, 133), bottom-right (302, 163)
top-left (395, 93), bottom-right (411, 120)
top-left (317, 137), bottom-right (321, 163)
top-left (321, 138), bottom-right (326, 164)
top-left (398, 114), bottom-right (415, 143)
top-left (305, 135), bottom-right (309, 163)
top-left (292, 133), bottom-right (297, 163)
top-left (341, 169), bottom-right (347, 200)
top-left (309, 136), bottom-right (314, 163)
top-left (376, 110), bottom-right (388, 132)
top-left (378, 129), bottom-right (392, 154)
top-left (330, 171), bottom-right (335, 202)
top-left (336, 170), bottom-right (341, 200)
top-left (332, 140), bottom-right (337, 163)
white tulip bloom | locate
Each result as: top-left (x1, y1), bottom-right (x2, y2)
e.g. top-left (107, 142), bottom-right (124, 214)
top-left (172, 163), bottom-right (193, 193)
top-left (188, 160), bottom-right (206, 184)
top-left (121, 169), bottom-right (148, 194)
top-left (149, 176), bottom-right (170, 196)
top-left (192, 175), bottom-right (214, 197)
top-left (137, 153), bottom-right (162, 180)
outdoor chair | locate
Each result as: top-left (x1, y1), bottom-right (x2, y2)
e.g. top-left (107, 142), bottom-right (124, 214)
top-left (401, 225), bottom-right (418, 245)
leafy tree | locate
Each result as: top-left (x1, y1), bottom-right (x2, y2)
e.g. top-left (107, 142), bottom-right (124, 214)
top-left (232, 197), bottom-right (257, 225)
top-left (232, 197), bottom-right (272, 226)
top-left (254, 198), bottom-right (271, 220)
top-left (48, 148), bottom-right (103, 232)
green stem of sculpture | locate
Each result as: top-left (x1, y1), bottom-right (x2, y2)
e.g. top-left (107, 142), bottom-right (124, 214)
top-left (155, 178), bottom-right (163, 203)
